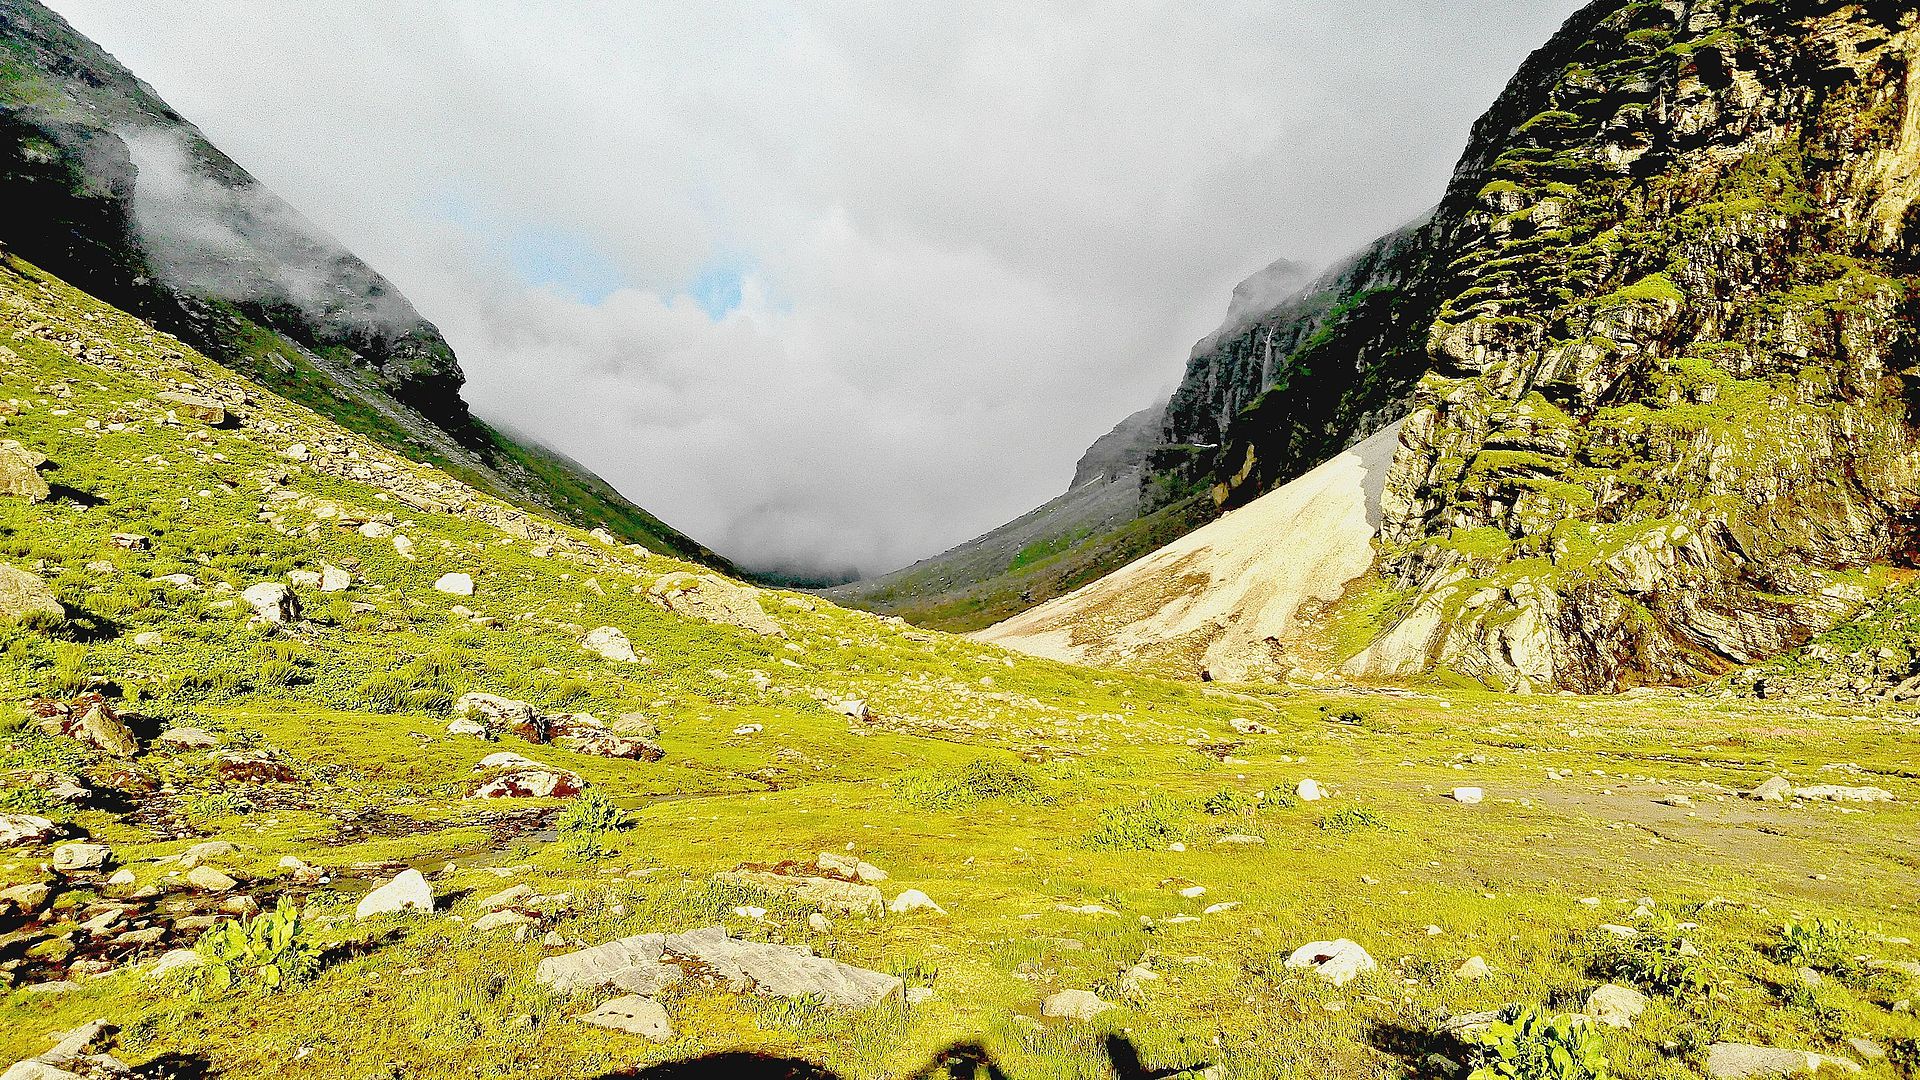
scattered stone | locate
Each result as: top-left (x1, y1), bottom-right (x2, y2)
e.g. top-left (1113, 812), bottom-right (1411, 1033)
top-left (1456, 956), bottom-right (1491, 980)
top-left (181, 841), bottom-right (238, 868)
top-left (108, 534), bottom-right (150, 551)
top-left (474, 910), bottom-right (537, 933)
top-left (356, 869), bottom-right (434, 919)
top-left (578, 995), bottom-right (673, 1041)
top-left (358, 521), bottom-right (394, 539)
top-left (1749, 777), bottom-right (1795, 801)
top-left (185, 866), bottom-right (237, 892)
top-left (392, 534), bottom-right (415, 559)
top-left (1041, 989), bottom-right (1113, 1020)
top-left (149, 948), bottom-right (206, 980)
top-left (1296, 779), bottom-right (1327, 802)
top-left (470, 753), bottom-right (586, 799)
top-left (447, 718), bottom-right (489, 738)
top-left (1657, 794), bottom-right (1692, 807)
top-left (1583, 983), bottom-right (1649, 1029)
top-left (834, 700), bottom-right (870, 721)
top-left (51, 843), bottom-right (111, 872)
top-left (906, 986), bottom-right (935, 1006)
top-left (1791, 785), bottom-right (1894, 803)
top-left (69, 702), bottom-right (139, 758)
top-left (279, 856), bottom-right (322, 882)
top-left (241, 581), bottom-right (300, 623)
top-left (582, 626), bottom-right (640, 663)
top-left (1844, 1038), bottom-right (1885, 1063)
top-left (1449, 787), bottom-right (1484, 805)
top-left (209, 749), bottom-right (298, 783)
top-left (433, 572), bottom-right (475, 596)
top-left (1285, 939), bottom-right (1375, 986)
top-left (1597, 924), bottom-right (1639, 939)
top-left (156, 727), bottom-right (217, 750)
top-left (807, 913), bottom-right (831, 932)
top-left (1230, 718), bottom-right (1276, 735)
top-left (817, 852), bottom-right (887, 883)
top-left (1704, 1043), bottom-right (1861, 1078)
top-left (0, 564), bottom-right (63, 622)
top-left (889, 889), bottom-right (945, 915)
top-left (716, 868), bottom-right (884, 917)
top-left (157, 390), bottom-right (226, 424)
top-left (4, 1018), bottom-right (132, 1078)
top-left (478, 884), bottom-right (533, 912)
top-left (0, 882), bottom-right (52, 914)
top-left (288, 570), bottom-right (321, 589)
top-left (1215, 834), bottom-right (1266, 845)
top-left (319, 564), bottom-right (352, 592)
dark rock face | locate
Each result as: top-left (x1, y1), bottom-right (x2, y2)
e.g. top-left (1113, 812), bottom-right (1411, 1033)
top-left (1071, 403), bottom-right (1167, 489)
top-left (0, 0), bottom-right (465, 421)
top-left (1351, 0), bottom-right (1920, 690)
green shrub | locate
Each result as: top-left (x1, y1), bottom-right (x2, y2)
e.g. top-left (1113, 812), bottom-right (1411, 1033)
top-left (185, 898), bottom-right (322, 996)
top-left (1777, 918), bottom-right (1867, 974)
top-left (1467, 1005), bottom-right (1612, 1080)
top-left (1600, 917), bottom-right (1708, 995)
top-left (1087, 796), bottom-right (1188, 851)
top-left (1318, 807), bottom-right (1384, 833)
top-left (896, 758), bottom-right (1054, 812)
top-left (555, 790), bottom-right (629, 836)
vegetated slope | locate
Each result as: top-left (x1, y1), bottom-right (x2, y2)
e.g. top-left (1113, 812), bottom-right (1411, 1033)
top-left (823, 403), bottom-right (1210, 633)
top-left (0, 0), bottom-right (727, 567)
top-left (1, 255), bottom-right (1917, 1080)
top-left (978, 423), bottom-right (1401, 682)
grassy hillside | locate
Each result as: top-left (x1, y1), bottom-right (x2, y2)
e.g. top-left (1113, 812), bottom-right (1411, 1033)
top-left (0, 257), bottom-right (1916, 1078)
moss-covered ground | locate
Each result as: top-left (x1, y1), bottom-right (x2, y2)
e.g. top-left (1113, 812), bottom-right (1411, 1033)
top-left (0, 257), bottom-right (1915, 1079)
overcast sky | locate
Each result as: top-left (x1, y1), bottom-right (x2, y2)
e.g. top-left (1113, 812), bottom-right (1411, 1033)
top-left (50, 0), bottom-right (1580, 579)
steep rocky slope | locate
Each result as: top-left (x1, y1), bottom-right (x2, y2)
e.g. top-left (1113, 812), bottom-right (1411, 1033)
top-left (0, 0), bottom-right (726, 566)
top-left (1350, 0), bottom-right (1920, 692)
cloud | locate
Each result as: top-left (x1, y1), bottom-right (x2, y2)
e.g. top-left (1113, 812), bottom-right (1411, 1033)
top-left (48, 0), bottom-right (1584, 577)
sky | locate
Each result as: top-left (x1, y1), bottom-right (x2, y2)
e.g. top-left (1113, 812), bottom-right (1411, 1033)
top-left (48, 0), bottom-right (1582, 580)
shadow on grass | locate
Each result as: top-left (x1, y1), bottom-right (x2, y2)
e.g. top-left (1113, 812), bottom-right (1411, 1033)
top-left (593, 1034), bottom-right (1211, 1080)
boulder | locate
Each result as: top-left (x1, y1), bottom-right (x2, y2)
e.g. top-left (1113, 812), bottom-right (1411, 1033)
top-left (433, 573), bottom-right (475, 596)
top-left (181, 841), bottom-right (238, 868)
top-left (108, 534), bottom-right (150, 551)
top-left (51, 843), bottom-right (110, 872)
top-left (0, 815), bottom-right (59, 847)
top-left (287, 570), bottom-right (321, 589)
top-left (1748, 776), bottom-right (1793, 801)
top-left (453, 693), bottom-right (541, 738)
top-left (1230, 718), bottom-right (1277, 735)
top-left (1296, 779), bottom-right (1326, 802)
top-left (0, 443), bottom-right (50, 503)
top-left (0, 882), bottom-right (52, 914)
top-left (208, 749), bottom-right (298, 783)
top-left (0, 565), bottom-right (62, 622)
top-left (889, 889), bottom-right (945, 915)
top-left (649, 573), bottom-right (784, 637)
top-left (356, 869), bottom-right (434, 919)
top-left (157, 390), bottom-right (226, 424)
top-left (185, 866), bottom-right (237, 892)
top-left (1041, 989), bottom-right (1113, 1020)
top-left (817, 852), bottom-right (887, 883)
top-left (1456, 956), bottom-right (1491, 980)
top-left (149, 948), bottom-right (206, 980)
top-left (241, 582), bottom-right (300, 623)
top-left (319, 564), bottom-right (353, 592)
top-left (446, 718), bottom-right (489, 738)
top-left (1583, 983), bottom-right (1649, 1029)
top-left (473, 910), bottom-right (536, 933)
top-left (577, 995), bottom-right (673, 1041)
top-left (469, 754), bottom-right (585, 799)
top-left (478, 884), bottom-right (533, 912)
top-left (358, 522), bottom-right (394, 539)
top-left (1284, 939), bottom-right (1375, 986)
top-left (582, 626), bottom-right (639, 663)
top-left (540, 926), bottom-right (901, 1008)
top-left (3, 1018), bottom-right (131, 1078)
top-left (1449, 787), bottom-right (1485, 805)
top-left (1704, 1043), bottom-right (1861, 1078)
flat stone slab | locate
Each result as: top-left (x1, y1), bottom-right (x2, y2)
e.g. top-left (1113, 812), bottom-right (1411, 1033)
top-left (578, 995), bottom-right (672, 1042)
top-left (1706, 1043), bottom-right (1861, 1078)
top-left (538, 925), bottom-right (902, 1008)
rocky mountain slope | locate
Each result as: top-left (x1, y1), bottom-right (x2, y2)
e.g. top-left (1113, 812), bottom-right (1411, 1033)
top-left (965, 0), bottom-right (1920, 695)
top-left (0, 250), bottom-right (1915, 1080)
top-left (0, 0), bottom-right (726, 568)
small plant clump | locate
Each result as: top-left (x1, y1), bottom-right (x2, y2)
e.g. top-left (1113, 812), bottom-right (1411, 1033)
top-left (1086, 796), bottom-right (1189, 851)
top-left (895, 758), bottom-right (1054, 812)
top-left (1466, 1006), bottom-right (1612, 1080)
top-left (555, 790), bottom-right (630, 860)
top-left (1318, 807), bottom-right (1384, 833)
top-left (1600, 916), bottom-right (1709, 996)
top-left (1777, 918), bottom-right (1868, 975)
top-left (185, 898), bottom-right (323, 997)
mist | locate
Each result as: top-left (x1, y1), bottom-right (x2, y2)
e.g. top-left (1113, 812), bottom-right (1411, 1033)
top-left (48, 0), bottom-right (1586, 579)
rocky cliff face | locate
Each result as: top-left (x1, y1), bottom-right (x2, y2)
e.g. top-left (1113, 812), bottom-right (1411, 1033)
top-left (0, 0), bottom-right (726, 566)
top-left (1352, 0), bottom-right (1920, 692)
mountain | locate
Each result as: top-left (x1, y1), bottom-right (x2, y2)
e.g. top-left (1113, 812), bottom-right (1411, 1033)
top-left (0, 0), bottom-right (728, 568)
top-left (981, 0), bottom-right (1920, 695)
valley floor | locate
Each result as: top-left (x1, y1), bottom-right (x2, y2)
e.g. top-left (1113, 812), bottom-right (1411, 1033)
top-left (0, 256), bottom-right (1916, 1079)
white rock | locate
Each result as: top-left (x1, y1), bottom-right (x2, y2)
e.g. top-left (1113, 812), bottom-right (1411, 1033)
top-left (1456, 956), bottom-right (1491, 980)
top-left (582, 626), bottom-right (639, 663)
top-left (1791, 785), bottom-right (1894, 803)
top-left (446, 718), bottom-right (489, 738)
top-left (889, 889), bottom-right (945, 915)
top-left (0, 814), bottom-right (58, 846)
top-left (1705, 1043), bottom-right (1861, 1078)
top-left (1450, 787), bottom-right (1484, 805)
top-left (241, 581), bottom-right (300, 622)
top-left (1296, 779), bottom-right (1326, 802)
top-left (577, 994), bottom-right (673, 1041)
top-left (474, 910), bottom-right (537, 932)
top-left (51, 843), bottom-right (110, 872)
top-left (356, 869), bottom-right (434, 920)
top-left (358, 522), bottom-right (394, 539)
top-left (392, 535), bottom-right (415, 559)
top-left (1284, 939), bottom-right (1375, 986)
top-left (433, 572), bottom-right (475, 596)
top-left (1584, 983), bottom-right (1649, 1029)
top-left (149, 948), bottom-right (206, 980)
top-left (319, 564), bottom-right (353, 592)
top-left (1041, 988), bottom-right (1113, 1020)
